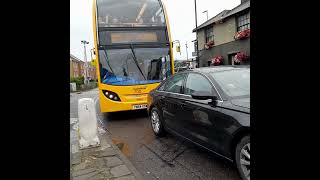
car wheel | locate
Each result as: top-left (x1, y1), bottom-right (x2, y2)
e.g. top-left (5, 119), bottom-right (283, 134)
top-left (235, 135), bottom-right (250, 180)
top-left (150, 107), bottom-right (166, 136)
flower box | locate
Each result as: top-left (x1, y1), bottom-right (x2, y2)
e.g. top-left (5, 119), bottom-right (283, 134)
top-left (234, 29), bottom-right (250, 40)
top-left (204, 41), bottom-right (214, 49)
top-left (234, 52), bottom-right (249, 64)
top-left (211, 55), bottom-right (223, 66)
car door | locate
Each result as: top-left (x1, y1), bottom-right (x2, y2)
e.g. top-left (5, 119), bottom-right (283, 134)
top-left (180, 72), bottom-right (223, 153)
top-left (160, 73), bottom-right (186, 132)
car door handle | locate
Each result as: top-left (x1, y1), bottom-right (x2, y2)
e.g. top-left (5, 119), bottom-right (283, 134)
top-left (180, 103), bottom-right (186, 109)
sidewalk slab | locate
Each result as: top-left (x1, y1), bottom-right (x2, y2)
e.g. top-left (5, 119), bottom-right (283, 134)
top-left (70, 118), bottom-right (143, 180)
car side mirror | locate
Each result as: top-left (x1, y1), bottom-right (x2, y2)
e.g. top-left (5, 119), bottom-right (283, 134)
top-left (191, 91), bottom-right (217, 101)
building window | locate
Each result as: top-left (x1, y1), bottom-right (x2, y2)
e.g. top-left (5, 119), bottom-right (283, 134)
top-left (237, 13), bottom-right (250, 31)
top-left (205, 26), bottom-right (214, 43)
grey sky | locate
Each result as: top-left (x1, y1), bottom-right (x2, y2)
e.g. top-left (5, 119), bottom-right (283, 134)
top-left (70, 0), bottom-right (240, 61)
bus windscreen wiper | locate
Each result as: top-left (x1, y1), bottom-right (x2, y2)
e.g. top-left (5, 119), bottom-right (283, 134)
top-left (130, 44), bottom-right (146, 80)
top-left (103, 48), bottom-right (114, 74)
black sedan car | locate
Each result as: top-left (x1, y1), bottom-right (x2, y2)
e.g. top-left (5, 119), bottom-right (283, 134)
top-left (147, 66), bottom-right (250, 180)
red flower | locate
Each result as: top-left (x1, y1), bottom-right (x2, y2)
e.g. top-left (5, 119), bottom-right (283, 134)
top-left (234, 52), bottom-right (249, 63)
top-left (205, 41), bottom-right (214, 49)
top-left (235, 29), bottom-right (250, 40)
top-left (211, 55), bottom-right (223, 66)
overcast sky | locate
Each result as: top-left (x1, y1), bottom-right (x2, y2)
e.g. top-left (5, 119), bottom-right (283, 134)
top-left (70, 0), bottom-right (240, 61)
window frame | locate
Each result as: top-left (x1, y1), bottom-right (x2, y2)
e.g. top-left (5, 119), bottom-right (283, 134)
top-left (184, 72), bottom-right (217, 96)
top-left (236, 12), bottom-right (250, 32)
top-left (162, 73), bottom-right (186, 94)
top-left (205, 26), bottom-right (214, 43)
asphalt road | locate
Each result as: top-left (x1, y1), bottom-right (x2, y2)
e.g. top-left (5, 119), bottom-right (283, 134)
top-left (70, 89), bottom-right (241, 180)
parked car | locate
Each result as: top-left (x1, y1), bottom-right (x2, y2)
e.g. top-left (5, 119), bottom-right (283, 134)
top-left (174, 66), bottom-right (188, 73)
top-left (147, 66), bottom-right (250, 180)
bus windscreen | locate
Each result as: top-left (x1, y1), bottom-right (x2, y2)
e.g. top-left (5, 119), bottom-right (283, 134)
top-left (99, 47), bottom-right (172, 86)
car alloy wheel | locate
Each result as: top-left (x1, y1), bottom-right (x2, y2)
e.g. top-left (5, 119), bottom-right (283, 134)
top-left (240, 142), bottom-right (250, 180)
top-left (151, 110), bottom-right (160, 133)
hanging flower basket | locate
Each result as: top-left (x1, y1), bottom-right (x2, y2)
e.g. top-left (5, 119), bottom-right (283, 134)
top-left (234, 52), bottom-right (249, 64)
top-left (234, 29), bottom-right (250, 40)
top-left (204, 41), bottom-right (214, 50)
top-left (211, 55), bottom-right (223, 66)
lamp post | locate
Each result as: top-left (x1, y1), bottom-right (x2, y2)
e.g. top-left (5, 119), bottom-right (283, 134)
top-left (81, 40), bottom-right (89, 84)
top-left (202, 10), bottom-right (208, 21)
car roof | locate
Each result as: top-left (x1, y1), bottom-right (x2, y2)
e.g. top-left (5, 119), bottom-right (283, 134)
top-left (185, 65), bottom-right (249, 74)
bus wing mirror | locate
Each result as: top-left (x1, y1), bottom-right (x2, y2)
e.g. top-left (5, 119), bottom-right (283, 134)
top-left (176, 46), bottom-right (180, 53)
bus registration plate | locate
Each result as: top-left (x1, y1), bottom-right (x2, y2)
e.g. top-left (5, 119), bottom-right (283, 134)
top-left (132, 104), bottom-right (147, 110)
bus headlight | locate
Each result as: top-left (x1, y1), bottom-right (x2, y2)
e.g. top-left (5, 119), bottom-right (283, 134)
top-left (102, 90), bottom-right (121, 102)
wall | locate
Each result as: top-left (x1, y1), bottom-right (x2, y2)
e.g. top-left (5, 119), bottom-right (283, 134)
top-left (87, 64), bottom-right (97, 80)
top-left (213, 16), bottom-right (237, 46)
top-left (197, 29), bottom-right (206, 51)
top-left (70, 59), bottom-right (74, 78)
top-left (199, 37), bottom-right (250, 67)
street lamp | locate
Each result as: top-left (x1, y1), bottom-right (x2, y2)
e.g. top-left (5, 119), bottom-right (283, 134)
top-left (194, 0), bottom-right (200, 68)
top-left (81, 40), bottom-right (89, 84)
top-left (202, 10), bottom-right (208, 21)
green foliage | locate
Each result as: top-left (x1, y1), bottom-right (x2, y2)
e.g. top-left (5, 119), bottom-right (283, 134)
top-left (70, 76), bottom-right (84, 86)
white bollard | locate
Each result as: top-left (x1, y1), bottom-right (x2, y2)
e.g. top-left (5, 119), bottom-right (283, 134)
top-left (78, 98), bottom-right (100, 149)
top-left (70, 83), bottom-right (77, 92)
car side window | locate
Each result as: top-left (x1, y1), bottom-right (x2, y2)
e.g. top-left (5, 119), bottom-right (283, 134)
top-left (158, 81), bottom-right (166, 91)
top-left (164, 74), bottom-right (184, 94)
top-left (185, 73), bottom-right (213, 95)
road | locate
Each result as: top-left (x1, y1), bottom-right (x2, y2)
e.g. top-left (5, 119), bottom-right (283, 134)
top-left (70, 89), bottom-right (240, 180)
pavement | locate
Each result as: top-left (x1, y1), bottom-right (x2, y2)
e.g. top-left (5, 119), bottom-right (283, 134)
top-left (70, 89), bottom-right (143, 180)
top-left (70, 88), bottom-right (240, 180)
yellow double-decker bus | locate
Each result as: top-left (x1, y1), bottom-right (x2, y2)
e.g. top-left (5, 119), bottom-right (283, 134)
top-left (92, 0), bottom-right (175, 112)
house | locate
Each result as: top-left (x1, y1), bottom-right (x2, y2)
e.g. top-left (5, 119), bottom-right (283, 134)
top-left (192, 0), bottom-right (250, 67)
top-left (70, 54), bottom-right (97, 80)
top-left (70, 54), bottom-right (85, 78)
top-left (87, 63), bottom-right (97, 80)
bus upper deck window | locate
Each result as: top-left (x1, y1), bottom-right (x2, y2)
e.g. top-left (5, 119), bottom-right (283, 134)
top-left (97, 0), bottom-right (165, 28)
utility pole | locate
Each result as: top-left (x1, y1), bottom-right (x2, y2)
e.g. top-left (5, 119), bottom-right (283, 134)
top-left (194, 0), bottom-right (200, 68)
top-left (81, 40), bottom-right (89, 84)
top-left (185, 41), bottom-right (188, 60)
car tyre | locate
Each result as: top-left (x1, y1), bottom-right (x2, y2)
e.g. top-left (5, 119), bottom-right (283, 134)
top-left (150, 107), bottom-right (166, 137)
top-left (235, 135), bottom-right (250, 180)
